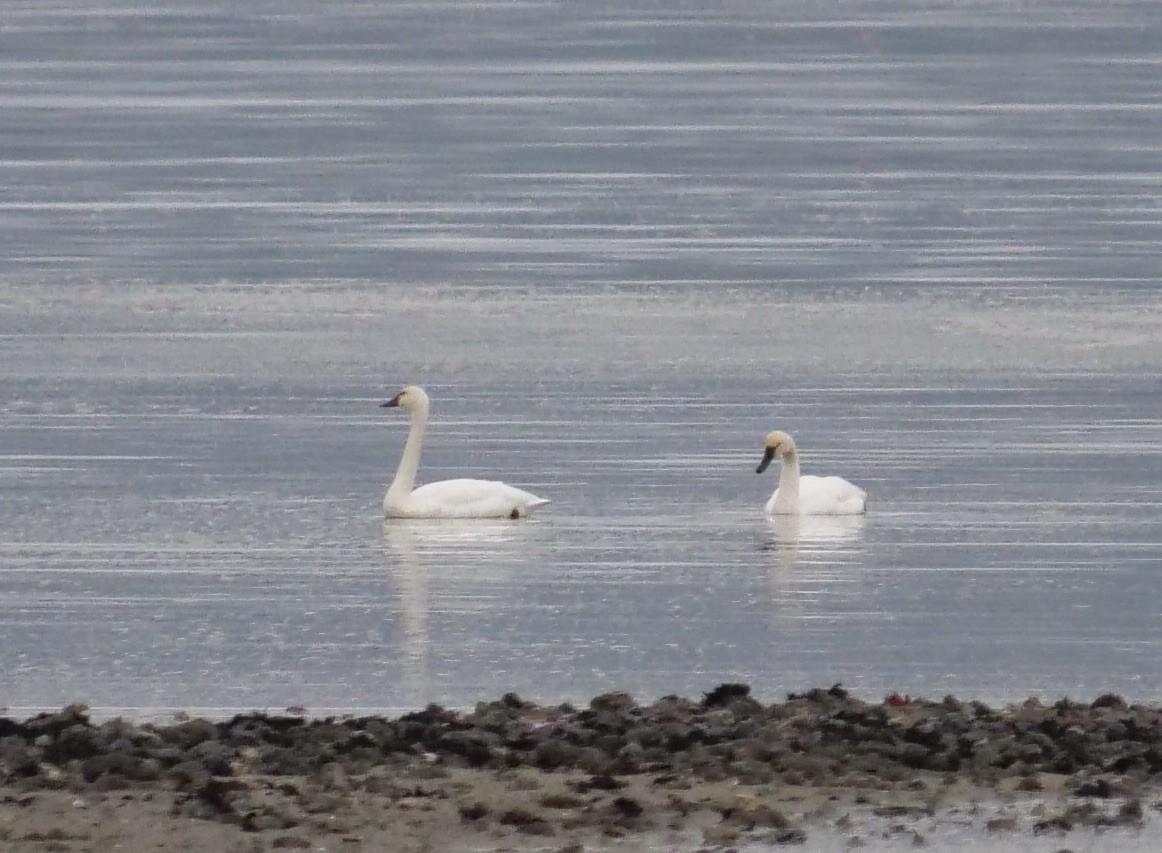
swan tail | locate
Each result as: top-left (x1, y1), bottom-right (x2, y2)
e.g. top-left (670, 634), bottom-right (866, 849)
top-left (515, 496), bottom-right (550, 518)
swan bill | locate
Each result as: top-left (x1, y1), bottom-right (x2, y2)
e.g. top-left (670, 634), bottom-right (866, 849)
top-left (755, 447), bottom-right (775, 474)
top-left (380, 393), bottom-right (403, 408)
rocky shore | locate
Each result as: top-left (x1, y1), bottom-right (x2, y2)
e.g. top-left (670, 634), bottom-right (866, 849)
top-left (2, 684), bottom-right (1160, 852)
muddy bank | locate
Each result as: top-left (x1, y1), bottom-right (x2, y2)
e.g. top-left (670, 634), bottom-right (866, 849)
top-left (1, 684), bottom-right (1160, 851)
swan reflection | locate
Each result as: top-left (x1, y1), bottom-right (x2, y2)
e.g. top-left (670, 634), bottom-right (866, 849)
top-left (769, 513), bottom-right (867, 548)
top-left (381, 519), bottom-right (542, 706)
top-left (765, 514), bottom-right (867, 606)
top-left (381, 522), bottom-right (430, 704)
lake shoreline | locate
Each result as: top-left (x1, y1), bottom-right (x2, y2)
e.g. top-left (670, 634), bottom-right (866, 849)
top-left (1, 684), bottom-right (1159, 851)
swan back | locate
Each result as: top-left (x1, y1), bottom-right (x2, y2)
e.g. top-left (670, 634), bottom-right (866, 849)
top-left (765, 475), bottom-right (866, 516)
top-left (386, 479), bottom-right (550, 519)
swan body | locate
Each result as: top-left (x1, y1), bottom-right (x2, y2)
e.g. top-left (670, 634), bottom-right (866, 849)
top-left (380, 385), bottom-right (550, 519)
top-left (755, 430), bottom-right (866, 516)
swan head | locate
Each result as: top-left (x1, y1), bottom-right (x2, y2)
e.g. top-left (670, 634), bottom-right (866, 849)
top-left (756, 430), bottom-right (797, 474)
top-left (380, 385), bottom-right (430, 412)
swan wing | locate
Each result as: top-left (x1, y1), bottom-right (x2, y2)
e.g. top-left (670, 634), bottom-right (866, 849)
top-left (798, 475), bottom-right (866, 515)
top-left (397, 478), bottom-right (550, 519)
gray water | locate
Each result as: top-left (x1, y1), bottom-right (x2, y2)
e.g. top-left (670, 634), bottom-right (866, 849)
top-left (2, 1), bottom-right (1161, 723)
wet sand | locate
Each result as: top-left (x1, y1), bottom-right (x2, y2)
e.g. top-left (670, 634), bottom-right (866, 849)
top-left (1, 685), bottom-right (1159, 852)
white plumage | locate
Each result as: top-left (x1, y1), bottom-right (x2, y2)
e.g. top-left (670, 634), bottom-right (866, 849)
top-left (755, 430), bottom-right (866, 516)
top-left (380, 385), bottom-right (550, 519)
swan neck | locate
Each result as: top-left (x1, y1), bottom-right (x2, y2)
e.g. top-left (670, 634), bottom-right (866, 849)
top-left (388, 401), bottom-right (428, 499)
top-left (774, 449), bottom-right (800, 512)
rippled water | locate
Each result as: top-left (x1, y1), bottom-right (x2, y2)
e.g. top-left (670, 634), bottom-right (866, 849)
top-left (3, 354), bottom-right (1159, 715)
top-left (1, 1), bottom-right (1161, 722)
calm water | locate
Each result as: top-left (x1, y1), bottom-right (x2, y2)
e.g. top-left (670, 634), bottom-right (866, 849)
top-left (1, 1), bottom-right (1161, 721)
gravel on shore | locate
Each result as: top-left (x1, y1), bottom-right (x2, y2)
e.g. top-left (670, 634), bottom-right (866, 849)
top-left (2, 684), bottom-right (1160, 852)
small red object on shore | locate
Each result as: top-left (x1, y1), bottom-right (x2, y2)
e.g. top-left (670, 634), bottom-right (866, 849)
top-left (884, 692), bottom-right (911, 707)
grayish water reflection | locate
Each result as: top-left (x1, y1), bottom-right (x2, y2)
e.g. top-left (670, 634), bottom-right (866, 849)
top-left (1, 1), bottom-right (1161, 716)
top-left (2, 361), bottom-right (1159, 715)
top-left (4, 2), bottom-right (1162, 290)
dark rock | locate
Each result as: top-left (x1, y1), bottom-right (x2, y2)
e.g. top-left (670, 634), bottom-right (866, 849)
top-left (189, 739), bottom-right (234, 776)
top-left (80, 749), bottom-right (153, 783)
top-left (398, 703), bottom-right (458, 726)
top-left (589, 692), bottom-right (637, 713)
top-left (153, 746), bottom-right (183, 766)
top-left (539, 792), bottom-right (587, 809)
top-left (1033, 802), bottom-right (1100, 834)
top-left (168, 760), bottom-right (210, 791)
top-left (721, 797), bottom-right (790, 830)
top-left (439, 730), bottom-right (497, 767)
top-left (1117, 799), bottom-right (1144, 824)
top-left (162, 719), bottom-right (216, 750)
top-left (46, 725), bottom-right (101, 762)
top-left (569, 774), bottom-right (625, 793)
top-left (1074, 777), bottom-right (1114, 798)
top-left (766, 826), bottom-right (808, 844)
top-left (1091, 694), bottom-right (1127, 710)
top-left (872, 804), bottom-right (929, 819)
top-left (20, 706), bottom-right (91, 740)
top-left (186, 777), bottom-right (239, 819)
top-left (986, 816), bottom-right (1018, 832)
top-left (970, 701), bottom-right (994, 718)
top-left (499, 692), bottom-right (526, 709)
top-left (612, 741), bottom-right (644, 774)
top-left (298, 788), bottom-right (346, 814)
top-left (702, 684), bottom-right (751, 708)
top-left (1015, 775), bottom-right (1043, 792)
top-left (0, 737), bottom-right (40, 776)
top-left (239, 808), bottom-right (298, 832)
top-left (227, 714), bottom-right (303, 748)
top-left (610, 796), bottom-right (644, 819)
top-left (458, 801), bottom-right (489, 821)
top-left (701, 822), bottom-right (740, 846)
top-left (893, 742), bottom-right (935, 770)
top-left (574, 747), bottom-right (615, 776)
top-left (534, 739), bottom-right (582, 770)
top-left (270, 837), bottom-right (312, 850)
top-left (132, 757), bottom-right (162, 782)
top-left (790, 685), bottom-right (850, 705)
top-left (1138, 748), bottom-right (1162, 772)
top-left (336, 730), bottom-right (379, 754)
top-left (499, 807), bottom-right (554, 835)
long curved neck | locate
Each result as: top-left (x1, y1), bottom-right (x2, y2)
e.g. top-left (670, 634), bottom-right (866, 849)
top-left (387, 401), bottom-right (429, 500)
top-left (773, 449), bottom-right (800, 513)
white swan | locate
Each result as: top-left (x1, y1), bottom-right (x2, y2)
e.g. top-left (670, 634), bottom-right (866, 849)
top-left (755, 430), bottom-right (866, 516)
top-left (380, 385), bottom-right (550, 519)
